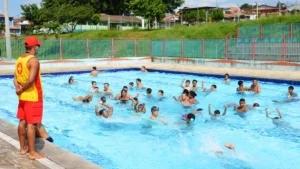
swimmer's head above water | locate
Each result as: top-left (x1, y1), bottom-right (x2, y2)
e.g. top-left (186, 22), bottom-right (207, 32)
top-left (192, 80), bottom-right (197, 87)
top-left (129, 82), bottom-right (134, 88)
top-left (238, 80), bottom-right (243, 87)
top-left (211, 85), bottom-right (217, 91)
top-left (146, 88), bottom-right (152, 95)
top-left (151, 106), bottom-right (159, 117)
top-left (239, 98), bottom-right (246, 107)
top-left (189, 91), bottom-right (197, 99)
top-left (186, 113), bottom-right (195, 125)
top-left (214, 110), bottom-right (221, 116)
top-left (158, 90), bottom-right (164, 96)
top-left (68, 76), bottom-right (74, 84)
top-left (225, 73), bottom-right (229, 80)
top-left (253, 103), bottom-right (260, 107)
top-left (92, 81), bottom-right (97, 88)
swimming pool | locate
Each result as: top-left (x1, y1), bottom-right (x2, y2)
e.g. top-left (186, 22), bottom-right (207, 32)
top-left (0, 69), bottom-right (300, 169)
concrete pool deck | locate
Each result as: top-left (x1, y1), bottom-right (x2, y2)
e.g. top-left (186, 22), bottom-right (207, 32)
top-left (0, 60), bottom-right (299, 81)
top-left (0, 59), bottom-right (299, 168)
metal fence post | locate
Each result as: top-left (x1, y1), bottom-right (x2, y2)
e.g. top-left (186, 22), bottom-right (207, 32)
top-left (202, 38), bottom-right (204, 58)
top-left (260, 25), bottom-right (262, 39)
top-left (237, 27), bottom-right (240, 39)
top-left (134, 39), bottom-right (136, 57)
top-left (290, 24), bottom-right (293, 39)
top-left (86, 38), bottom-right (90, 59)
top-left (181, 39), bottom-right (184, 58)
top-left (252, 36), bottom-right (255, 60)
top-left (283, 36), bottom-right (286, 61)
top-left (225, 36), bottom-right (228, 60)
top-left (60, 38), bottom-right (62, 60)
top-left (111, 38), bottom-right (114, 58)
top-left (150, 39), bottom-right (152, 57)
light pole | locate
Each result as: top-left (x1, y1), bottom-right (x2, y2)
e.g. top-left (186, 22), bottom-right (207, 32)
top-left (237, 4), bottom-right (240, 22)
top-left (278, 1), bottom-right (281, 13)
top-left (255, 2), bottom-right (259, 19)
top-left (4, 0), bottom-right (12, 61)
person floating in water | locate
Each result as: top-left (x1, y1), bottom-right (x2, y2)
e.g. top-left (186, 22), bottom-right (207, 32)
top-left (202, 80), bottom-right (217, 92)
top-left (72, 94), bottom-right (93, 103)
top-left (149, 106), bottom-right (168, 125)
top-left (141, 66), bottom-right (148, 72)
top-left (136, 78), bottom-right (144, 89)
top-left (173, 89), bottom-right (189, 102)
top-left (95, 101), bottom-right (113, 118)
top-left (90, 66), bottom-right (100, 76)
top-left (191, 80), bottom-right (199, 91)
top-left (174, 92), bottom-right (190, 106)
top-left (273, 86), bottom-right (299, 104)
top-left (129, 82), bottom-right (134, 90)
top-left (265, 108), bottom-right (282, 124)
top-left (223, 73), bottom-right (230, 83)
top-left (208, 104), bottom-right (227, 119)
top-left (67, 76), bottom-right (77, 84)
top-left (115, 89), bottom-right (131, 101)
top-left (180, 79), bottom-right (191, 91)
top-left (135, 103), bottom-right (146, 113)
top-left (246, 78), bottom-right (261, 94)
top-left (237, 81), bottom-right (246, 93)
top-left (188, 91), bottom-right (198, 104)
top-left (100, 83), bottom-right (113, 95)
top-left (175, 113), bottom-right (196, 126)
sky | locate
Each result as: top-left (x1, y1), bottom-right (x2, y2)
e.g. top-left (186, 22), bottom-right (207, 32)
top-left (0, 0), bottom-right (295, 18)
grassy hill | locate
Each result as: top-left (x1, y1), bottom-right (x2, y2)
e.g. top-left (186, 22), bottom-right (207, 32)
top-left (21, 14), bottom-right (300, 40)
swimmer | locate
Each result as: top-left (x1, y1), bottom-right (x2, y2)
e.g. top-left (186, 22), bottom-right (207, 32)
top-left (67, 76), bottom-right (77, 84)
top-left (95, 103), bottom-right (113, 118)
top-left (93, 87), bottom-right (100, 93)
top-left (288, 86), bottom-right (298, 99)
top-left (89, 81), bottom-right (97, 92)
top-left (115, 89), bottom-right (131, 101)
top-left (223, 73), bottom-right (230, 83)
top-left (158, 90), bottom-right (164, 97)
top-left (135, 103), bottom-right (146, 113)
top-left (72, 94), bottom-right (93, 103)
top-left (237, 80), bottom-right (246, 92)
top-left (215, 143), bottom-right (235, 154)
top-left (226, 102), bottom-right (259, 110)
top-left (90, 66), bottom-right (100, 76)
top-left (173, 89), bottom-right (189, 102)
top-left (132, 97), bottom-right (139, 109)
top-left (136, 78), bottom-right (144, 89)
top-left (265, 108), bottom-right (282, 124)
top-left (246, 78), bottom-right (261, 94)
top-left (129, 82), bottom-right (134, 89)
top-left (180, 79), bottom-right (191, 91)
top-left (98, 96), bottom-right (107, 105)
top-left (175, 113), bottom-right (196, 126)
top-left (174, 93), bottom-right (190, 106)
top-left (149, 106), bottom-right (168, 125)
top-left (188, 91), bottom-right (198, 104)
top-left (208, 104), bottom-right (227, 118)
top-left (234, 98), bottom-right (248, 113)
top-left (100, 83), bottom-right (113, 95)
top-left (35, 124), bottom-right (54, 143)
top-left (202, 81), bottom-right (217, 92)
top-left (146, 88), bottom-right (152, 97)
top-left (191, 80), bottom-right (199, 91)
top-left (141, 66), bottom-right (148, 72)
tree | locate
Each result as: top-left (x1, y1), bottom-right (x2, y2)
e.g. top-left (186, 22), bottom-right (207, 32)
top-left (42, 21), bottom-right (62, 34)
top-left (276, 2), bottom-right (287, 10)
top-left (210, 8), bottom-right (224, 22)
top-left (56, 4), bottom-right (95, 33)
top-left (91, 14), bottom-right (101, 25)
top-left (240, 15), bottom-right (246, 19)
top-left (20, 4), bottom-right (41, 25)
top-left (184, 10), bottom-right (197, 25)
top-left (198, 9), bottom-right (206, 22)
top-left (163, 0), bottom-right (184, 13)
top-left (129, 0), bottom-right (166, 30)
top-left (240, 3), bottom-right (253, 10)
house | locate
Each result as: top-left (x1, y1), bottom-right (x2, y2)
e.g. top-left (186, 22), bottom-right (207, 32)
top-left (288, 5), bottom-right (300, 12)
top-left (0, 13), bottom-right (21, 36)
top-left (223, 7), bottom-right (257, 22)
top-left (252, 4), bottom-right (287, 16)
top-left (13, 18), bottom-right (31, 35)
top-left (99, 14), bottom-right (144, 30)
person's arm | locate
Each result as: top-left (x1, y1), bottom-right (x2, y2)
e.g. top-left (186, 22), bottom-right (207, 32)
top-left (222, 105), bottom-right (228, 116)
top-left (275, 108), bottom-right (282, 119)
top-left (173, 96), bottom-right (178, 101)
top-left (13, 73), bottom-right (22, 95)
top-left (160, 120), bottom-right (168, 125)
top-left (142, 103), bottom-right (146, 113)
top-left (95, 105), bottom-right (100, 116)
top-left (202, 80), bottom-right (205, 89)
top-left (235, 106), bottom-right (248, 113)
top-left (104, 89), bottom-right (113, 95)
top-left (256, 85), bottom-right (261, 93)
top-left (208, 104), bottom-right (213, 116)
top-left (265, 108), bottom-right (270, 118)
top-left (102, 103), bottom-right (113, 117)
top-left (20, 58), bottom-right (39, 92)
top-left (180, 79), bottom-right (185, 88)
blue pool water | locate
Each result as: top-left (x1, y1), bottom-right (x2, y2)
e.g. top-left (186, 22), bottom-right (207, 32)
top-left (1, 70), bottom-right (300, 169)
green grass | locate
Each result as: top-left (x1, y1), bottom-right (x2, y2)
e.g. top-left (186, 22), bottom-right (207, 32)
top-left (13, 14), bottom-right (300, 40)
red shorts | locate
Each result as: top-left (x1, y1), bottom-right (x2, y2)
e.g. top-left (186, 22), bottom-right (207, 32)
top-left (17, 101), bottom-right (43, 124)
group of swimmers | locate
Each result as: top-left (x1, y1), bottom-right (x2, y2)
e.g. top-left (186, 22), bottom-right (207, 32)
top-left (68, 66), bottom-right (298, 151)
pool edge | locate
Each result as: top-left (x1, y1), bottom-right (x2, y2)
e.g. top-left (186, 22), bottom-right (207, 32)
top-left (0, 118), bottom-right (104, 169)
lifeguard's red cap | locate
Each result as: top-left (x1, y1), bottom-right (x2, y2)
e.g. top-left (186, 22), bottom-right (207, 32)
top-left (24, 36), bottom-right (43, 47)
